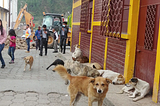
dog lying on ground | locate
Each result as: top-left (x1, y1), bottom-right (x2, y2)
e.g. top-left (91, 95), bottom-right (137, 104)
top-left (71, 62), bottom-right (100, 77)
top-left (46, 59), bottom-right (64, 70)
top-left (72, 44), bottom-right (82, 59)
top-left (53, 65), bottom-right (112, 106)
top-left (82, 62), bottom-right (103, 70)
top-left (97, 70), bottom-right (125, 85)
top-left (24, 56), bottom-right (34, 71)
top-left (73, 56), bottom-right (89, 63)
top-left (119, 77), bottom-right (150, 102)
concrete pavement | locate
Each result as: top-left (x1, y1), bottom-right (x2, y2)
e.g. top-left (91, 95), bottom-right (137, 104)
top-left (0, 48), bottom-right (111, 106)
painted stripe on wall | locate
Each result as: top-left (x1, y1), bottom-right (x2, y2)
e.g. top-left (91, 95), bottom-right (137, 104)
top-left (89, 0), bottom-right (95, 63)
top-left (103, 38), bottom-right (108, 70)
top-left (73, 0), bottom-right (81, 9)
top-left (152, 19), bottom-right (160, 103)
top-left (124, 0), bottom-right (140, 83)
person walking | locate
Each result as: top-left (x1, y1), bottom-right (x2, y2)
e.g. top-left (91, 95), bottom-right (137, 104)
top-left (35, 26), bottom-right (41, 50)
top-left (59, 22), bottom-right (68, 54)
top-left (0, 19), bottom-right (7, 68)
top-left (52, 28), bottom-right (58, 53)
top-left (25, 24), bottom-right (31, 53)
top-left (8, 29), bottom-right (16, 64)
top-left (39, 25), bottom-right (49, 56)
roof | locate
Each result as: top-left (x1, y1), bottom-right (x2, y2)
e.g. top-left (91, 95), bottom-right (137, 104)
top-left (0, 6), bottom-right (9, 12)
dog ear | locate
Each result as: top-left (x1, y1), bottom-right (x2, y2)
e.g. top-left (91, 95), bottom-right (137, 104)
top-left (93, 65), bottom-right (96, 69)
top-left (99, 72), bottom-right (104, 77)
top-left (106, 78), bottom-right (112, 84)
top-left (90, 78), bottom-right (95, 84)
top-left (24, 57), bottom-right (26, 60)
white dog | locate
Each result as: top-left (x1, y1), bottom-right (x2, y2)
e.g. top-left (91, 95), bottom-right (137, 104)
top-left (72, 44), bottom-right (82, 58)
top-left (125, 77), bottom-right (150, 102)
top-left (97, 70), bottom-right (125, 84)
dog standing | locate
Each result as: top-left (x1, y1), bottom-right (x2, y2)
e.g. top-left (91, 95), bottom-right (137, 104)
top-left (24, 56), bottom-right (34, 71)
top-left (53, 65), bottom-right (112, 106)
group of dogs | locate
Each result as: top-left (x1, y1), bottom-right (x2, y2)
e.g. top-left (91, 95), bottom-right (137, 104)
top-left (23, 44), bottom-right (150, 106)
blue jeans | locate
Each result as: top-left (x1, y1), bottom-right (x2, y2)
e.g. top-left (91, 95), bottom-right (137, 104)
top-left (0, 43), bottom-right (5, 66)
top-left (8, 46), bottom-right (15, 61)
top-left (26, 38), bottom-right (30, 51)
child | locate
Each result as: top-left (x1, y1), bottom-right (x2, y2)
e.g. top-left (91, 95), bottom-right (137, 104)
top-left (8, 29), bottom-right (16, 64)
top-left (52, 28), bottom-right (58, 53)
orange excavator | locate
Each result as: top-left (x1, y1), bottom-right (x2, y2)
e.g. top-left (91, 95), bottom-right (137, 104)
top-left (14, 4), bottom-right (35, 40)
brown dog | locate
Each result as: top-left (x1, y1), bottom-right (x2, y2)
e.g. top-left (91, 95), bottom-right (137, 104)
top-left (53, 65), bottom-right (112, 106)
top-left (24, 56), bottom-right (34, 71)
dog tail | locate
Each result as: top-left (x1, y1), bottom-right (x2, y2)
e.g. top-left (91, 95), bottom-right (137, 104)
top-left (46, 63), bottom-right (54, 70)
top-left (53, 65), bottom-right (71, 80)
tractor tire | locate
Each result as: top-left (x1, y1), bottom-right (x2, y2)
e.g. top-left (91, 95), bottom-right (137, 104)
top-left (48, 35), bottom-right (54, 48)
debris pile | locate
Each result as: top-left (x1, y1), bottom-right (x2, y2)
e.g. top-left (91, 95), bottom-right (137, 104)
top-left (5, 36), bottom-right (36, 49)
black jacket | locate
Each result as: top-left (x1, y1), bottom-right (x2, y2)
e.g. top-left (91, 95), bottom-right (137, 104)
top-left (59, 26), bottom-right (68, 39)
top-left (40, 29), bottom-right (50, 41)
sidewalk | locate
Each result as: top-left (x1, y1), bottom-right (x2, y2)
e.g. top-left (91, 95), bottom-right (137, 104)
top-left (61, 48), bottom-right (159, 106)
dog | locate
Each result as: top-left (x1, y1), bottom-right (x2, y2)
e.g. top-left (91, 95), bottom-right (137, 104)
top-left (72, 56), bottom-right (89, 63)
top-left (97, 70), bottom-right (125, 85)
top-left (53, 65), bottom-right (112, 106)
top-left (46, 59), bottom-right (64, 70)
top-left (123, 77), bottom-right (150, 102)
top-left (24, 56), bottom-right (34, 71)
top-left (71, 62), bottom-right (100, 77)
top-left (82, 62), bottom-right (103, 70)
top-left (72, 44), bottom-right (82, 59)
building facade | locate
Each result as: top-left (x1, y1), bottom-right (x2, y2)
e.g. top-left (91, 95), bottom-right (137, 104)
top-left (0, 0), bottom-right (18, 30)
top-left (71, 0), bottom-right (160, 103)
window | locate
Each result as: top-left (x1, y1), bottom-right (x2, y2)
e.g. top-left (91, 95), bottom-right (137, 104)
top-left (88, 0), bottom-right (93, 31)
top-left (101, 0), bottom-right (125, 39)
top-left (1, 10), bottom-right (3, 20)
top-left (5, 12), bottom-right (7, 21)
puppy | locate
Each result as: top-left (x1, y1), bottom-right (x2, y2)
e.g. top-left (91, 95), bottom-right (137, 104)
top-left (46, 59), bottom-right (64, 70)
top-left (126, 77), bottom-right (150, 102)
top-left (98, 70), bottom-right (125, 85)
top-left (53, 65), bottom-right (112, 106)
top-left (82, 62), bottom-right (103, 70)
top-left (24, 56), bottom-right (34, 71)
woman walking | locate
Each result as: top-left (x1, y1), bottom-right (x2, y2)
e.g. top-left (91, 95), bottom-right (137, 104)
top-left (8, 29), bottom-right (16, 64)
top-left (0, 19), bottom-right (7, 68)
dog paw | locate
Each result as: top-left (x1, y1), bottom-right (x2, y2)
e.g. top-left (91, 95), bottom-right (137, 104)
top-left (129, 96), bottom-right (135, 98)
top-left (132, 99), bottom-right (137, 102)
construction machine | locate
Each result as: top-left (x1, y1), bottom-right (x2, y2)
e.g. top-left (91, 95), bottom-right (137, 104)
top-left (14, 4), bottom-right (35, 40)
top-left (42, 12), bottom-right (71, 48)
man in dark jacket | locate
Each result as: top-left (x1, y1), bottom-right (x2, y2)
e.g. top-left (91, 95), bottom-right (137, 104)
top-left (59, 22), bottom-right (68, 54)
top-left (39, 25), bottom-right (49, 56)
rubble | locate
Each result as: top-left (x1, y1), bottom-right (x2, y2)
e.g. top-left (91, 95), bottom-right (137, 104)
top-left (5, 36), bottom-right (36, 50)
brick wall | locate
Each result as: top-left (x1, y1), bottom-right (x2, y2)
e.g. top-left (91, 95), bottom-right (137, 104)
top-left (73, 6), bottom-right (81, 22)
top-left (91, 26), bottom-right (106, 67)
top-left (94, 0), bottom-right (102, 21)
top-left (71, 25), bottom-right (80, 52)
top-left (80, 32), bottom-right (91, 57)
top-left (106, 38), bottom-right (126, 74)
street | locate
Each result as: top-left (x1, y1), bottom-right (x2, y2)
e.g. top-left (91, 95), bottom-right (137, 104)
top-left (0, 48), bottom-right (110, 106)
